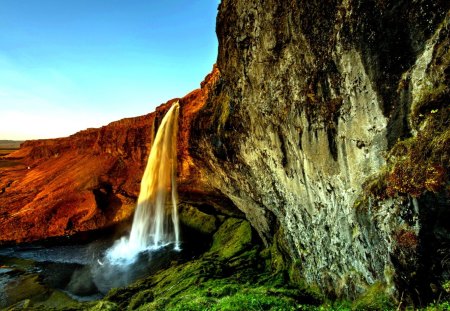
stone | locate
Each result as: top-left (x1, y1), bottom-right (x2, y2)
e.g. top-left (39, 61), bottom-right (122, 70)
top-left (208, 218), bottom-right (253, 260)
top-left (187, 0), bottom-right (449, 301)
top-left (178, 203), bottom-right (218, 235)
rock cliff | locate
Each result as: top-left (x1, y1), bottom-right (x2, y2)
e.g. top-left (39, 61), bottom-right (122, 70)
top-left (0, 0), bottom-right (448, 304)
top-left (0, 69), bottom-right (220, 243)
top-left (188, 0), bottom-right (449, 302)
top-left (0, 114), bottom-right (151, 242)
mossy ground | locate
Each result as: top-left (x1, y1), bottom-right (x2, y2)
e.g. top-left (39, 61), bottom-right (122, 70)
top-left (85, 217), bottom-right (449, 311)
top-left (3, 216), bottom-right (449, 310)
top-left (83, 218), bottom-right (322, 311)
top-left (97, 258), bottom-right (322, 311)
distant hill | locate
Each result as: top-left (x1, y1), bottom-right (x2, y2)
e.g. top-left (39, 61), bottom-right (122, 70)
top-left (0, 140), bottom-right (24, 149)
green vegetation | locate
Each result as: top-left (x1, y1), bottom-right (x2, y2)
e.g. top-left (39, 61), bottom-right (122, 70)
top-left (351, 282), bottom-right (394, 310)
top-left (208, 218), bottom-right (252, 259)
top-left (3, 216), bottom-right (449, 310)
top-left (100, 269), bottom-right (322, 311)
top-left (88, 218), bottom-right (322, 311)
top-left (443, 280), bottom-right (450, 294)
top-left (419, 301), bottom-right (450, 311)
top-left (179, 203), bottom-right (219, 235)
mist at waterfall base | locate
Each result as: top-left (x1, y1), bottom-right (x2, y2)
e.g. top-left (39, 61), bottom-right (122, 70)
top-left (0, 102), bottom-right (185, 301)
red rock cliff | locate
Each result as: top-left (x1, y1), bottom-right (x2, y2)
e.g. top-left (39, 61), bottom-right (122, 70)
top-left (0, 66), bottom-right (224, 244)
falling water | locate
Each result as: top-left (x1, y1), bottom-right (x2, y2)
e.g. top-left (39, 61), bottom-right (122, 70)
top-left (106, 102), bottom-right (180, 265)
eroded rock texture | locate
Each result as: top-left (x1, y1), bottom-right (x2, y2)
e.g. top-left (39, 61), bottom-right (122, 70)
top-left (188, 0), bottom-right (449, 301)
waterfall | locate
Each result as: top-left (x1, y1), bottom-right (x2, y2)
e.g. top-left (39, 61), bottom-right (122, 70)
top-left (106, 102), bottom-right (180, 265)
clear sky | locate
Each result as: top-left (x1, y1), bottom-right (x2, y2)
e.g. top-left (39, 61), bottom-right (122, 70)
top-left (0, 0), bottom-right (219, 140)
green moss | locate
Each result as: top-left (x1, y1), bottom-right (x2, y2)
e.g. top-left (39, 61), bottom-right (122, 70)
top-left (3, 274), bottom-right (50, 308)
top-left (208, 284), bottom-right (240, 297)
top-left (88, 301), bottom-right (119, 311)
top-left (168, 296), bottom-right (214, 311)
top-left (419, 301), bottom-right (450, 310)
top-left (95, 218), bottom-right (322, 311)
top-left (33, 290), bottom-right (80, 309)
top-left (260, 228), bottom-right (290, 274)
top-left (179, 203), bottom-right (218, 235)
top-left (208, 218), bottom-right (252, 260)
top-left (96, 218), bottom-right (322, 311)
top-left (155, 281), bottom-right (311, 311)
top-left (128, 289), bottom-right (154, 310)
top-left (103, 286), bottom-right (139, 308)
top-left (125, 270), bottom-right (317, 311)
top-left (443, 280), bottom-right (450, 294)
top-left (351, 282), bottom-right (394, 310)
top-left (210, 290), bottom-right (299, 311)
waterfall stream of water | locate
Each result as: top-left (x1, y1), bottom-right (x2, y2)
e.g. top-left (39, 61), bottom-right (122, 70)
top-left (106, 102), bottom-right (180, 265)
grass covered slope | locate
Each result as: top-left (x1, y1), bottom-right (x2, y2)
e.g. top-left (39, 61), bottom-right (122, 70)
top-left (4, 217), bottom-right (449, 310)
top-left (95, 218), bottom-right (322, 311)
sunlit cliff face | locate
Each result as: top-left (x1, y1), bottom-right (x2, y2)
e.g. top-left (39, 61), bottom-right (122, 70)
top-left (0, 68), bottom-right (221, 245)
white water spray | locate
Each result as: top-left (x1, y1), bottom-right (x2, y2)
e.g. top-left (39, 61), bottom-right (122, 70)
top-left (106, 102), bottom-right (180, 265)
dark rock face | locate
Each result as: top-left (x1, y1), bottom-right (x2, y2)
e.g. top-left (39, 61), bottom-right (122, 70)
top-left (189, 0), bottom-right (449, 301)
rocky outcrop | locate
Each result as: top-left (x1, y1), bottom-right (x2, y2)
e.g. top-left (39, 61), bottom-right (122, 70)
top-left (186, 0), bottom-right (449, 302)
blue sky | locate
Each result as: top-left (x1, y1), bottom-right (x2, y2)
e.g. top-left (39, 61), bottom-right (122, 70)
top-left (0, 1), bottom-right (219, 140)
